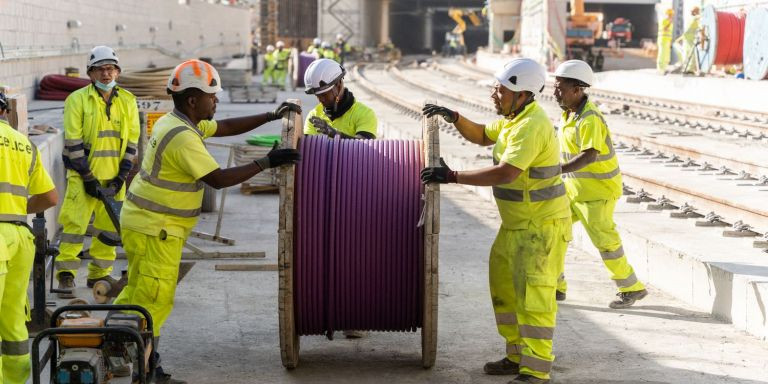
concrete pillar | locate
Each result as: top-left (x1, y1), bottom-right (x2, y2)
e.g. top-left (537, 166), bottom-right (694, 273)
top-left (380, 0), bottom-right (390, 45)
top-left (487, 0), bottom-right (522, 53)
top-left (424, 8), bottom-right (434, 50)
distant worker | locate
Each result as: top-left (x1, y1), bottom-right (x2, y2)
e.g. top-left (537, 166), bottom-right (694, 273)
top-left (304, 59), bottom-right (377, 140)
top-left (321, 41), bottom-right (340, 62)
top-left (0, 92), bottom-right (58, 384)
top-left (335, 33), bottom-right (351, 64)
top-left (250, 33), bottom-right (259, 73)
top-left (657, 8), bottom-right (675, 73)
top-left (422, 58), bottom-right (571, 384)
top-left (307, 37), bottom-right (322, 55)
top-left (272, 40), bottom-right (291, 90)
top-left (262, 44), bottom-right (276, 86)
top-left (553, 60), bottom-right (648, 308)
top-left (676, 6), bottom-right (701, 74)
top-left (56, 45), bottom-right (140, 297)
top-left (113, 59), bottom-right (301, 383)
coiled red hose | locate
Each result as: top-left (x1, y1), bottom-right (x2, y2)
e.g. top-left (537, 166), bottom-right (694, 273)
top-left (294, 135), bottom-right (424, 336)
top-left (37, 74), bottom-right (90, 100)
top-left (713, 10), bottom-right (746, 66)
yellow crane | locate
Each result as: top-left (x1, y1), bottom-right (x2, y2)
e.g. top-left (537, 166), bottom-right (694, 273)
top-left (565, 0), bottom-right (604, 60)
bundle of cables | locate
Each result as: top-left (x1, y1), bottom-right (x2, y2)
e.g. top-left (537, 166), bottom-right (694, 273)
top-left (36, 75), bottom-right (90, 101)
top-left (118, 67), bottom-right (174, 98)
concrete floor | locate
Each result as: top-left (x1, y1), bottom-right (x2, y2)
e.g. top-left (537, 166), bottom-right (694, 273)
top-left (31, 85), bottom-right (768, 383)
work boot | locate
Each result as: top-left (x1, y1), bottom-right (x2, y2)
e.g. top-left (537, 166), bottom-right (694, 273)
top-left (57, 272), bottom-right (76, 299)
top-left (555, 290), bottom-right (566, 301)
top-left (343, 330), bottom-right (366, 339)
top-left (86, 274), bottom-right (119, 288)
top-left (508, 373), bottom-right (549, 384)
top-left (153, 366), bottom-right (187, 384)
top-left (484, 357), bottom-right (519, 375)
top-left (609, 289), bottom-right (648, 309)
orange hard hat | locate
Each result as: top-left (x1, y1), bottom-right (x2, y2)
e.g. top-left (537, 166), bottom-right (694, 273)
top-left (666, 8), bottom-right (675, 16)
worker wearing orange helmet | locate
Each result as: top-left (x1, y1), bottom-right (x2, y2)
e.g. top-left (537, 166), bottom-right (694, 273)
top-left (113, 59), bottom-right (301, 383)
top-left (657, 8), bottom-right (675, 73)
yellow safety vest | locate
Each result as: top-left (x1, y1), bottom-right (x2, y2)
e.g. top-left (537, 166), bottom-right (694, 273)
top-left (659, 18), bottom-right (673, 41)
top-left (264, 52), bottom-right (276, 70)
top-left (121, 110), bottom-right (219, 238)
top-left (62, 84), bottom-right (139, 180)
top-left (559, 98), bottom-right (622, 202)
top-left (274, 49), bottom-right (291, 70)
top-left (0, 120), bottom-right (55, 225)
top-left (304, 100), bottom-right (378, 138)
top-left (485, 101), bottom-right (570, 230)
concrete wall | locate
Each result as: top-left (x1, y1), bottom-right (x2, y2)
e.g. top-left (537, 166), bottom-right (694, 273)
top-left (0, 0), bottom-right (251, 99)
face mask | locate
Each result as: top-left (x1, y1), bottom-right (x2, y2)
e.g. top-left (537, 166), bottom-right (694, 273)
top-left (95, 80), bottom-right (116, 92)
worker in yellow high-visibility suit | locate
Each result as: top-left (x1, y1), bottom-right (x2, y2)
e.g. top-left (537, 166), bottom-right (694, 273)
top-left (307, 37), bottom-right (322, 55)
top-left (0, 92), bottom-right (58, 384)
top-left (422, 58), bottom-right (571, 384)
top-left (553, 60), bottom-right (648, 309)
top-left (113, 59), bottom-right (301, 384)
top-left (272, 41), bottom-right (292, 90)
top-left (55, 45), bottom-right (140, 298)
top-left (676, 6), bottom-right (701, 74)
top-left (262, 44), bottom-right (276, 86)
top-left (335, 33), bottom-right (351, 64)
top-left (303, 59), bottom-right (377, 140)
top-left (657, 8), bottom-right (675, 73)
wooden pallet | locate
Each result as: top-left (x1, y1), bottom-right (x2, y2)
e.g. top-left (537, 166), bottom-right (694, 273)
top-left (228, 85), bottom-right (278, 103)
top-left (240, 183), bottom-right (278, 195)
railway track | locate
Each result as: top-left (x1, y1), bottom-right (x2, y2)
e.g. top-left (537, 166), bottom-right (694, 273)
top-left (441, 60), bottom-right (768, 141)
top-left (352, 63), bottom-right (768, 249)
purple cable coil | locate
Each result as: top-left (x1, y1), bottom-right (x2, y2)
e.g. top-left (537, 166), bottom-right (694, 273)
top-left (294, 136), bottom-right (425, 336)
top-left (295, 53), bottom-right (317, 88)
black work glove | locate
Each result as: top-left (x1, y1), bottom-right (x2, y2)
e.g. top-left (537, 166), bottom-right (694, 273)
top-left (82, 174), bottom-right (101, 198)
top-left (267, 101), bottom-right (302, 121)
top-left (107, 175), bottom-right (126, 193)
top-left (254, 142), bottom-right (301, 170)
top-left (422, 104), bottom-right (458, 123)
top-left (309, 116), bottom-right (338, 138)
top-left (420, 158), bottom-right (457, 184)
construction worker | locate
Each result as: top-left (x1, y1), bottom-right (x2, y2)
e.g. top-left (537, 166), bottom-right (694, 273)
top-left (307, 37), bottom-right (322, 55)
top-left (676, 6), bottom-right (701, 74)
top-left (553, 60), bottom-right (648, 308)
top-left (422, 58), bottom-right (571, 384)
top-left (262, 44), bottom-right (276, 86)
top-left (272, 40), bottom-right (291, 90)
top-left (0, 92), bottom-right (58, 384)
top-left (335, 33), bottom-right (351, 64)
top-left (56, 45), bottom-right (140, 297)
top-left (304, 58), bottom-right (377, 140)
top-left (657, 8), bottom-right (675, 73)
top-left (113, 59), bottom-right (300, 383)
top-left (321, 41), bottom-right (340, 62)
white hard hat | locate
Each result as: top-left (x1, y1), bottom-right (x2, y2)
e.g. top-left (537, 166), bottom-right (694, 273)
top-left (266, 44), bottom-right (275, 52)
top-left (166, 59), bottom-right (222, 94)
top-left (494, 58), bottom-right (546, 94)
top-left (336, 33), bottom-right (344, 40)
top-left (88, 46), bottom-right (120, 70)
top-left (313, 38), bottom-right (322, 45)
top-left (554, 59), bottom-right (594, 86)
top-left (276, 41), bottom-right (285, 48)
top-left (304, 58), bottom-right (345, 95)
top-left (321, 41), bottom-right (332, 49)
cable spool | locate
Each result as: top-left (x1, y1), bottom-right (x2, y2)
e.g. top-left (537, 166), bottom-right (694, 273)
top-left (697, 5), bottom-right (746, 73)
top-left (277, 100), bottom-right (440, 369)
top-left (743, 7), bottom-right (768, 80)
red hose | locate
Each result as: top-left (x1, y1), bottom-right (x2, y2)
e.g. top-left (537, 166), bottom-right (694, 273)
top-left (36, 74), bottom-right (90, 100)
top-left (714, 10), bottom-right (746, 66)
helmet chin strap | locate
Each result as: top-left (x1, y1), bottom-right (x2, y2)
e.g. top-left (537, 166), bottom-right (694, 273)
top-left (505, 92), bottom-right (533, 118)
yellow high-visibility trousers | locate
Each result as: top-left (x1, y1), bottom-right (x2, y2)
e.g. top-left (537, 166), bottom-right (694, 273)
top-left (272, 69), bottom-right (287, 90)
top-left (560, 199), bottom-right (645, 293)
top-left (262, 67), bottom-right (274, 85)
top-left (490, 218), bottom-right (571, 381)
top-left (56, 174), bottom-right (124, 279)
top-left (657, 37), bottom-right (672, 72)
top-left (113, 228), bottom-right (184, 337)
top-left (0, 224), bottom-right (35, 384)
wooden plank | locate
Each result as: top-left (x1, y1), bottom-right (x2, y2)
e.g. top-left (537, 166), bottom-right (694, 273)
top-left (7, 94), bottom-right (28, 135)
top-left (278, 99), bottom-right (301, 369)
top-left (422, 233), bottom-right (439, 368)
top-left (215, 264), bottom-right (278, 271)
